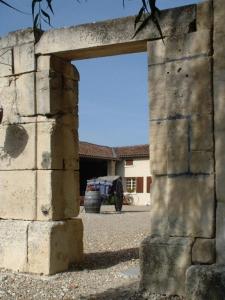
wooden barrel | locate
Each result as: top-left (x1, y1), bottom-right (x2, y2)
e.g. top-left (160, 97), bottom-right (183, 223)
top-left (84, 191), bottom-right (101, 213)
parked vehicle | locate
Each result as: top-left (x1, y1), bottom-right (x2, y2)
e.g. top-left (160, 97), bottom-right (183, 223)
top-left (84, 176), bottom-right (124, 213)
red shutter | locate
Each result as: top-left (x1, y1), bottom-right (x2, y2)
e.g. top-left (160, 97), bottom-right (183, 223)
top-left (147, 176), bottom-right (152, 193)
top-left (136, 177), bottom-right (143, 193)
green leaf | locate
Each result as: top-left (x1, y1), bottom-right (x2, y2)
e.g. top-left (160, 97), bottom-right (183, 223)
top-left (134, 7), bottom-right (145, 29)
top-left (133, 14), bottom-right (151, 38)
top-left (33, 13), bottom-right (39, 29)
top-left (41, 9), bottom-right (51, 25)
top-left (46, 0), bottom-right (54, 15)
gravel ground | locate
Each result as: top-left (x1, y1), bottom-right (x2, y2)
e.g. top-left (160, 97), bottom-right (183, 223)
top-left (0, 205), bottom-right (183, 299)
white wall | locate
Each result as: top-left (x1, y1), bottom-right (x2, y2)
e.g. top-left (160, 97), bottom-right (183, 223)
top-left (116, 158), bottom-right (151, 206)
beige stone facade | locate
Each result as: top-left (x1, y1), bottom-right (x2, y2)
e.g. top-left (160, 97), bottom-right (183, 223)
top-left (0, 0), bottom-right (225, 296)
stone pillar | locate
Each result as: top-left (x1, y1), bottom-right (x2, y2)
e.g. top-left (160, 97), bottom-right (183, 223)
top-left (140, 1), bottom-right (215, 296)
top-left (107, 160), bottom-right (116, 176)
top-left (0, 29), bottom-right (83, 275)
top-left (214, 0), bottom-right (225, 264)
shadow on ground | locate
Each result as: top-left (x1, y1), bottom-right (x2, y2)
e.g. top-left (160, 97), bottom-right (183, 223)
top-left (79, 281), bottom-right (142, 300)
top-left (71, 247), bottom-right (139, 271)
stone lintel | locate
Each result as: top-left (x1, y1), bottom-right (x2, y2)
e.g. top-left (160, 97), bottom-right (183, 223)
top-left (35, 5), bottom-right (196, 59)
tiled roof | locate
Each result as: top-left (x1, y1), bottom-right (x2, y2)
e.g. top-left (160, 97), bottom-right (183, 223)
top-left (79, 141), bottom-right (115, 160)
top-left (79, 141), bottom-right (149, 160)
top-left (115, 144), bottom-right (149, 158)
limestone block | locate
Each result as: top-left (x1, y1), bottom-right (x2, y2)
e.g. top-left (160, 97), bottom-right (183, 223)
top-left (216, 202), bottom-right (225, 264)
top-left (0, 48), bottom-right (12, 77)
top-left (28, 219), bottom-right (83, 275)
top-left (67, 219), bottom-right (84, 264)
top-left (214, 76), bottom-right (225, 130)
top-left (36, 70), bottom-right (78, 115)
top-left (167, 175), bottom-right (215, 237)
top-left (165, 57), bottom-right (212, 117)
top-left (14, 43), bottom-right (35, 74)
top-left (150, 120), bottom-right (167, 175)
top-left (37, 117), bottom-right (79, 170)
top-left (140, 236), bottom-right (193, 296)
top-left (167, 119), bottom-right (189, 173)
top-left (192, 238), bottom-right (215, 264)
top-left (0, 220), bottom-right (30, 272)
top-left (214, 0), bottom-right (225, 34)
top-left (149, 64), bottom-right (166, 120)
top-left (0, 170), bottom-right (36, 220)
top-left (0, 77), bottom-right (17, 124)
top-left (150, 147), bottom-right (167, 175)
top-left (190, 151), bottom-right (214, 174)
top-left (149, 176), bottom-right (168, 235)
top-left (35, 5), bottom-right (196, 58)
top-left (186, 265), bottom-right (225, 300)
top-left (166, 31), bottom-right (211, 61)
top-left (167, 146), bottom-right (189, 174)
top-left (0, 123), bottom-right (36, 170)
top-left (147, 40), bottom-right (165, 66)
top-left (191, 114), bottom-right (213, 151)
top-left (197, 1), bottom-right (213, 31)
top-left (16, 72), bottom-right (35, 116)
top-left (215, 137), bottom-right (225, 203)
top-left (37, 55), bottom-right (79, 80)
top-left (36, 170), bottom-right (79, 220)
top-left (0, 29), bottom-right (38, 49)
top-left (214, 32), bottom-right (225, 77)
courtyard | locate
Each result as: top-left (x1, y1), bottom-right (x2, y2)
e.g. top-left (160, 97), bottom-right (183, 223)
top-left (0, 206), bottom-right (151, 300)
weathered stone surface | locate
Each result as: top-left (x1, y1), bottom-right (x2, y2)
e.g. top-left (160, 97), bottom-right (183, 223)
top-left (214, 32), bottom-right (225, 77)
top-left (36, 68), bottom-right (78, 115)
top-left (37, 55), bottom-right (79, 80)
top-left (0, 170), bottom-right (36, 220)
top-left (165, 57), bottom-right (212, 117)
top-left (37, 117), bottom-right (79, 170)
top-left (67, 219), bottom-right (84, 264)
top-left (167, 175), bottom-right (215, 237)
top-left (197, 1), bottom-right (213, 31)
top-left (149, 176), bottom-right (168, 235)
top-left (214, 0), bottom-right (225, 34)
top-left (0, 48), bottom-right (12, 77)
top-left (0, 123), bottom-right (36, 170)
top-left (14, 43), bottom-right (35, 74)
top-left (28, 219), bottom-right (83, 275)
top-left (150, 120), bottom-right (167, 175)
top-left (140, 236), bottom-right (193, 296)
top-left (215, 136), bottom-right (225, 203)
top-left (36, 170), bottom-right (79, 220)
top-left (216, 202), bottom-right (225, 264)
top-left (165, 30), bottom-right (212, 62)
top-left (35, 5), bottom-right (196, 60)
top-left (190, 151), bottom-right (214, 174)
top-left (147, 39), bottom-right (165, 66)
top-left (0, 28), bottom-right (39, 49)
top-left (191, 114), bottom-right (213, 151)
top-left (16, 72), bottom-right (35, 116)
top-left (0, 220), bottom-right (30, 272)
top-left (149, 64), bottom-right (166, 120)
top-left (185, 265), bottom-right (225, 300)
top-left (167, 147), bottom-right (189, 174)
top-left (192, 238), bottom-right (215, 264)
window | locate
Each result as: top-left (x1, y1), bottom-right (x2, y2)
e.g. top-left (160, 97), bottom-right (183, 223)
top-left (125, 160), bottom-right (133, 166)
top-left (126, 177), bottom-right (136, 193)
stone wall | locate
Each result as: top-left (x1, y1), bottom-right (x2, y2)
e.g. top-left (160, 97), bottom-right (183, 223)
top-left (0, 30), bottom-right (83, 275)
top-left (140, 1), bottom-right (216, 296)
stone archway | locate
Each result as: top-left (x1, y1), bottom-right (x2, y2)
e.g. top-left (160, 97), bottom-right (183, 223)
top-left (0, 0), bottom-right (224, 297)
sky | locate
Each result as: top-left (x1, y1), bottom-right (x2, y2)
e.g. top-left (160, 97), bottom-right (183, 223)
top-left (0, 0), bottom-right (200, 146)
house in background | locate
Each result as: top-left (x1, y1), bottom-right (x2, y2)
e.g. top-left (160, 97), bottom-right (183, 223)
top-left (79, 141), bottom-right (151, 205)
